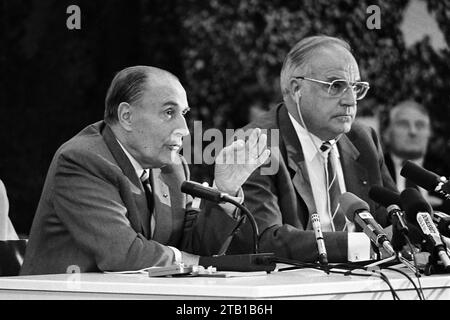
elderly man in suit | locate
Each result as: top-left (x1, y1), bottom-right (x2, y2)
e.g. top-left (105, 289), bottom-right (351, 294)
top-left (21, 66), bottom-right (269, 275)
top-left (223, 36), bottom-right (397, 263)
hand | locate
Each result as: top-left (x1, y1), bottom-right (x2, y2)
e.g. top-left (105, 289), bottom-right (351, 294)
top-left (214, 128), bottom-right (271, 195)
top-left (181, 252), bottom-right (200, 266)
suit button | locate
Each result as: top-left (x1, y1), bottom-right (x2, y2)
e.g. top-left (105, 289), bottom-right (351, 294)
top-left (362, 180), bottom-right (368, 185)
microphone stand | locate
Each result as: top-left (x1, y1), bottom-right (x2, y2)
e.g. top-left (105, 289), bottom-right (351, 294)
top-left (198, 193), bottom-right (276, 273)
top-left (366, 252), bottom-right (416, 274)
top-left (423, 244), bottom-right (450, 275)
top-left (220, 195), bottom-right (260, 254)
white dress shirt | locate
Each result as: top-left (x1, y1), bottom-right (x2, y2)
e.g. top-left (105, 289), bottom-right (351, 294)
top-left (288, 113), bottom-right (371, 261)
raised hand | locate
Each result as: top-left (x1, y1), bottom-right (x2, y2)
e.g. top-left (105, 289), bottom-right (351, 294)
top-left (214, 128), bottom-right (271, 195)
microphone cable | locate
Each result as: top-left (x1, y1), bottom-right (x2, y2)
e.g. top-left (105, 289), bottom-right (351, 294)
top-left (275, 257), bottom-right (402, 300)
top-left (331, 260), bottom-right (422, 300)
top-left (275, 257), bottom-right (428, 300)
top-left (403, 234), bottom-right (426, 300)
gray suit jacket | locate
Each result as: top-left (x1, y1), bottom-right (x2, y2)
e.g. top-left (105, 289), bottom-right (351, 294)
top-left (21, 121), bottom-right (234, 275)
top-left (225, 104), bottom-right (397, 262)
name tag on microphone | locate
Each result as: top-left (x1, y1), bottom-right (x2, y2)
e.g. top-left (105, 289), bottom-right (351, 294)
top-left (347, 232), bottom-right (371, 262)
top-left (358, 212), bottom-right (374, 220)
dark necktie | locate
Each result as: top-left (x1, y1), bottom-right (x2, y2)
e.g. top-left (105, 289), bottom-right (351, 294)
top-left (321, 141), bottom-right (346, 231)
top-left (140, 170), bottom-right (154, 236)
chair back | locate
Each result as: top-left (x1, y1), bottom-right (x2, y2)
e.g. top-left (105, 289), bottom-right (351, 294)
top-left (0, 240), bottom-right (27, 276)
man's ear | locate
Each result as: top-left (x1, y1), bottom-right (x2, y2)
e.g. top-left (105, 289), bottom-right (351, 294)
top-left (289, 78), bottom-right (302, 102)
top-left (117, 102), bottom-right (133, 131)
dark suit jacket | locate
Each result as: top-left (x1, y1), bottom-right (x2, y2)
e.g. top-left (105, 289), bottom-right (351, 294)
top-left (384, 152), bottom-right (450, 213)
top-left (224, 104), bottom-right (397, 262)
top-left (21, 122), bottom-right (234, 275)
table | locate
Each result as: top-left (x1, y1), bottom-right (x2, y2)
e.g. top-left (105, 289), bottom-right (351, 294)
top-left (0, 268), bottom-right (449, 300)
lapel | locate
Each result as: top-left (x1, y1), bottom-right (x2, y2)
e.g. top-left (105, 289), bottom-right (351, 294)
top-left (337, 134), bottom-right (369, 202)
top-left (101, 123), bottom-right (149, 237)
top-left (150, 168), bottom-right (172, 244)
top-left (152, 163), bottom-right (187, 244)
top-left (384, 152), bottom-right (396, 183)
top-left (278, 105), bottom-right (317, 218)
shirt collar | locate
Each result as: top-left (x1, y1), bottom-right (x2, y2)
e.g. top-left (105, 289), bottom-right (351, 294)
top-left (391, 153), bottom-right (424, 169)
top-left (116, 139), bottom-right (146, 180)
top-left (288, 112), bottom-right (339, 162)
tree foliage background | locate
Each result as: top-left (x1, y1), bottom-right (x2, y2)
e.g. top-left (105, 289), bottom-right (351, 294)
top-left (1, 0), bottom-right (449, 235)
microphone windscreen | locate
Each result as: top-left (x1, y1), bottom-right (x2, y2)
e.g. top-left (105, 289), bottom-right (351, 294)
top-left (338, 192), bottom-right (370, 222)
top-left (400, 160), bottom-right (440, 191)
top-left (400, 188), bottom-right (433, 225)
top-left (368, 186), bottom-right (400, 208)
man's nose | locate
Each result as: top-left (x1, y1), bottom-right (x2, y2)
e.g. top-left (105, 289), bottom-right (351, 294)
top-left (174, 115), bottom-right (190, 137)
top-left (408, 124), bottom-right (418, 135)
top-left (340, 85), bottom-right (357, 107)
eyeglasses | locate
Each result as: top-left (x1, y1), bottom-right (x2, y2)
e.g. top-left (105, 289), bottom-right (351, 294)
top-left (294, 76), bottom-right (370, 100)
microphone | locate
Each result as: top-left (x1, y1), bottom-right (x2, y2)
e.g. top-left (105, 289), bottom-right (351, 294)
top-left (433, 211), bottom-right (450, 238)
top-left (311, 213), bottom-right (328, 265)
top-left (181, 180), bottom-right (224, 203)
top-left (339, 192), bottom-right (395, 257)
top-left (181, 181), bottom-right (276, 272)
top-left (368, 186), bottom-right (409, 235)
top-left (400, 161), bottom-right (450, 201)
top-left (400, 188), bottom-right (450, 271)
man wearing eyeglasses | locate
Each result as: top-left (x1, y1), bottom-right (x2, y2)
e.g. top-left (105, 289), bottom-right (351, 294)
top-left (228, 35), bottom-right (397, 263)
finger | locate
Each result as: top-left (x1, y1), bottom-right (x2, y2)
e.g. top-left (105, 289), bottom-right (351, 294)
top-left (256, 149), bottom-right (271, 166)
top-left (215, 148), bottom-right (226, 165)
top-left (256, 132), bottom-right (267, 158)
top-left (246, 128), bottom-right (261, 152)
top-left (233, 139), bottom-right (245, 150)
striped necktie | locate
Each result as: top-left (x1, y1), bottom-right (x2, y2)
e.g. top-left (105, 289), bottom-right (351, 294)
top-left (320, 141), bottom-right (346, 231)
top-left (140, 170), bottom-right (154, 236)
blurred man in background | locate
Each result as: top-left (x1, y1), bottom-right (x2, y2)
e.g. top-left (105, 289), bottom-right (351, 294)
top-left (383, 100), bottom-right (446, 209)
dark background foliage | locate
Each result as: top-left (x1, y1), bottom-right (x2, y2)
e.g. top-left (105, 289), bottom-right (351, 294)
top-left (1, 0), bottom-right (449, 235)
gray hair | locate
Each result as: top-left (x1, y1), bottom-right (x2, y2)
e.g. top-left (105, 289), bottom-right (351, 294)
top-left (280, 35), bottom-right (352, 98)
top-left (104, 66), bottom-right (151, 125)
top-left (388, 100), bottom-right (430, 125)
top-left (104, 66), bottom-right (179, 125)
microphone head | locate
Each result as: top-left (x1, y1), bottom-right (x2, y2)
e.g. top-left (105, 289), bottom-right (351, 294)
top-left (338, 192), bottom-right (370, 222)
top-left (181, 180), bottom-right (222, 203)
top-left (400, 188), bottom-right (433, 225)
top-left (400, 160), bottom-right (440, 191)
top-left (368, 186), bottom-right (400, 208)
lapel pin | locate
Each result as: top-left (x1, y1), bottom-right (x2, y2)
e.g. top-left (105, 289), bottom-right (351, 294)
top-left (163, 193), bottom-right (169, 198)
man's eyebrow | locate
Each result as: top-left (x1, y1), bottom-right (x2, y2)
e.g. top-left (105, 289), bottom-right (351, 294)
top-left (325, 75), bottom-right (362, 82)
top-left (161, 100), bottom-right (179, 107)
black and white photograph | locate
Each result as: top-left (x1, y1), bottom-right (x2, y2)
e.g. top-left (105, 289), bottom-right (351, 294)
top-left (0, 0), bottom-right (450, 307)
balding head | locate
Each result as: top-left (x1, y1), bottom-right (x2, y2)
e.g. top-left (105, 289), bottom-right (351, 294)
top-left (280, 35), bottom-right (352, 99)
top-left (104, 66), bottom-right (179, 125)
top-left (388, 100), bottom-right (429, 125)
top-left (385, 100), bottom-right (431, 159)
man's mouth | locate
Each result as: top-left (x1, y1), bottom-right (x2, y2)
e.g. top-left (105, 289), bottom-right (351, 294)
top-left (334, 114), bottom-right (353, 120)
top-left (166, 144), bottom-right (182, 151)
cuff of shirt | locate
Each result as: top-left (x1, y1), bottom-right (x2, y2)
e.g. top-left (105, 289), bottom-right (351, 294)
top-left (168, 246), bottom-right (183, 264)
top-left (212, 181), bottom-right (244, 219)
top-left (347, 232), bottom-right (371, 262)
